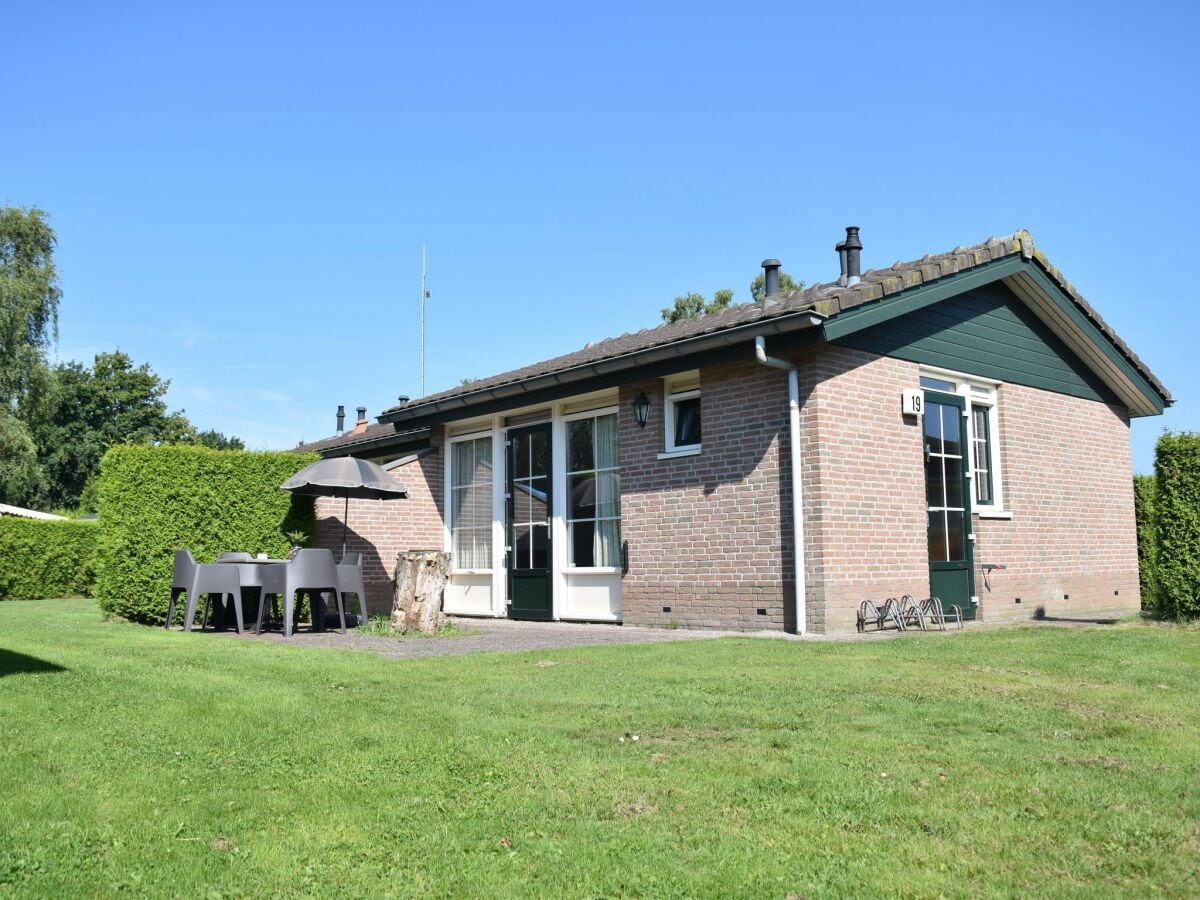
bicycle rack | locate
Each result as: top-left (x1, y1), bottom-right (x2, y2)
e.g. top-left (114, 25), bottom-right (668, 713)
top-left (856, 595), bottom-right (964, 633)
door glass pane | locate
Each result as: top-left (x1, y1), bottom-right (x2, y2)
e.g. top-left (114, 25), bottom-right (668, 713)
top-left (924, 409), bottom-right (941, 445)
top-left (925, 454), bottom-right (943, 507)
top-left (514, 525), bottom-right (532, 569)
top-left (944, 457), bottom-right (964, 509)
top-left (928, 511), bottom-right (948, 562)
top-left (920, 376), bottom-right (957, 392)
top-left (528, 476), bottom-right (548, 521)
top-left (513, 436), bottom-right (530, 479)
top-left (941, 405), bottom-right (961, 457)
top-left (946, 511), bottom-right (965, 560)
top-left (515, 484), bottom-right (533, 524)
top-left (530, 431), bottom-right (549, 477)
top-left (531, 525), bottom-right (549, 569)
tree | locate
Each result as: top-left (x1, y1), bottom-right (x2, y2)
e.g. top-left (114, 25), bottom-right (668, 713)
top-left (27, 352), bottom-right (197, 509)
top-left (0, 206), bottom-right (60, 406)
top-left (661, 288), bottom-right (734, 324)
top-left (0, 408), bottom-right (39, 502)
top-left (188, 429), bottom-right (245, 451)
top-left (750, 270), bottom-right (804, 303)
top-left (660, 271), bottom-right (804, 324)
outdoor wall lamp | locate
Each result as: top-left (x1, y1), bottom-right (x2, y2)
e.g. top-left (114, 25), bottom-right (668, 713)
top-left (632, 392), bottom-right (651, 427)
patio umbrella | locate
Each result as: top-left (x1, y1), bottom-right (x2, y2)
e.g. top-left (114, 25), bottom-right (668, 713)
top-left (281, 457), bottom-right (408, 559)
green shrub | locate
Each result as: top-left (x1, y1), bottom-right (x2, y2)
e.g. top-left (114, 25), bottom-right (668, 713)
top-left (94, 445), bottom-right (317, 624)
top-left (1133, 474), bottom-right (1158, 612)
top-left (1153, 432), bottom-right (1200, 620)
top-left (0, 517), bottom-right (99, 600)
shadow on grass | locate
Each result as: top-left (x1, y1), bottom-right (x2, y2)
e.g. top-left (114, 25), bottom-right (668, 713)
top-left (0, 648), bottom-right (67, 677)
top-left (1032, 608), bottom-right (1122, 625)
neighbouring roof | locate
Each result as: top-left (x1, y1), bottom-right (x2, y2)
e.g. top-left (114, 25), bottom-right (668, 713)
top-left (295, 424), bottom-right (429, 456)
top-left (0, 503), bottom-right (68, 521)
top-left (305, 229), bottom-right (1169, 454)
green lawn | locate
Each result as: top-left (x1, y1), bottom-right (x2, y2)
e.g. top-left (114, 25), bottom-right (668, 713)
top-left (1, 601), bottom-right (1197, 897)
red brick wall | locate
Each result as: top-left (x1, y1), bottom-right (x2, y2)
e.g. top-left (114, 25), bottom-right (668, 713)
top-left (313, 434), bottom-right (444, 615)
top-left (799, 346), bottom-right (930, 633)
top-left (973, 384), bottom-right (1140, 622)
top-left (619, 358), bottom-right (795, 631)
top-left (616, 344), bottom-right (1139, 633)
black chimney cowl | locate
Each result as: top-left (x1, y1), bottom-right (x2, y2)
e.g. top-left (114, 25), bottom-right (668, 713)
top-left (336, 404), bottom-right (345, 434)
top-left (844, 226), bottom-right (862, 286)
top-left (761, 258), bottom-right (782, 305)
top-left (356, 406), bottom-right (367, 422)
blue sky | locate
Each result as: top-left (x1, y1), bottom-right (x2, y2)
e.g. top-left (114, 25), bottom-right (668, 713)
top-left (4, 1), bottom-right (1195, 471)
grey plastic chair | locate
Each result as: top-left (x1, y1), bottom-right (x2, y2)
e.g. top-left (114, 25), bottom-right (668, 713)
top-left (165, 549), bottom-right (198, 629)
top-left (216, 552), bottom-right (254, 562)
top-left (164, 549), bottom-right (246, 634)
top-left (256, 549), bottom-right (345, 638)
top-left (337, 552), bottom-right (368, 626)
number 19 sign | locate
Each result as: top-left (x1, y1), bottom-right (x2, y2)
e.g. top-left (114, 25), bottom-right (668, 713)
top-left (902, 388), bottom-right (923, 417)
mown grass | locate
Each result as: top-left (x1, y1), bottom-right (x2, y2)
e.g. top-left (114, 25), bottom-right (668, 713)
top-left (1, 600), bottom-right (1197, 897)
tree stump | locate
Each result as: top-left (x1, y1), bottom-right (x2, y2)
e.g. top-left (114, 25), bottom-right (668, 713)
top-left (391, 550), bottom-right (450, 633)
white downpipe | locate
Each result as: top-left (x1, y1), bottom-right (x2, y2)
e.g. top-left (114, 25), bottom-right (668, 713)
top-left (754, 336), bottom-right (807, 635)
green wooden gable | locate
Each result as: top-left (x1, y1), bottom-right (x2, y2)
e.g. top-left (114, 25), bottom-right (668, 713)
top-left (832, 279), bottom-right (1121, 405)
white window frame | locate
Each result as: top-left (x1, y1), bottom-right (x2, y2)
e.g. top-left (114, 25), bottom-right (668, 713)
top-left (445, 430), bottom-right (496, 574)
top-left (919, 367), bottom-right (1008, 519)
top-left (661, 372), bottom-right (702, 458)
top-left (561, 406), bottom-right (623, 574)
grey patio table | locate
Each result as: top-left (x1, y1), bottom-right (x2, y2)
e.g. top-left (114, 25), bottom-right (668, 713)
top-left (213, 558), bottom-right (333, 633)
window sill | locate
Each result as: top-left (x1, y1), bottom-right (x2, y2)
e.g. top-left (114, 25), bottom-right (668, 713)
top-left (450, 568), bottom-right (494, 576)
top-left (974, 509), bottom-right (1012, 520)
top-left (564, 566), bottom-right (622, 575)
top-left (657, 447), bottom-right (701, 460)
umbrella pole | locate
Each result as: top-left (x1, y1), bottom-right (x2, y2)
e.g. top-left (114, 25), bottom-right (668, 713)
top-left (341, 494), bottom-right (349, 562)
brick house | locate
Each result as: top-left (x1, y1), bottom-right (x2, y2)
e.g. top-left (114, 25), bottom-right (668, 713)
top-left (300, 229), bottom-right (1169, 634)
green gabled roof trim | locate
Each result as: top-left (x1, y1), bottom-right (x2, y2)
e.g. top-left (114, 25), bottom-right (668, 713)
top-left (821, 257), bottom-right (1024, 339)
top-left (834, 281), bottom-right (1121, 407)
top-left (1016, 265), bottom-right (1164, 415)
top-left (821, 256), bottom-right (1165, 417)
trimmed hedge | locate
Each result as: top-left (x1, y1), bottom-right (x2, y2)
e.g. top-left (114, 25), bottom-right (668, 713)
top-left (0, 517), bottom-right (98, 601)
top-left (95, 444), bottom-right (318, 624)
top-left (1133, 474), bottom-right (1158, 613)
top-left (1154, 432), bottom-right (1200, 620)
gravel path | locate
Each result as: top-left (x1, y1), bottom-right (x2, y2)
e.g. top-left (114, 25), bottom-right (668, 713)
top-left (209, 614), bottom-right (930, 660)
top-left (220, 616), bottom-right (741, 660)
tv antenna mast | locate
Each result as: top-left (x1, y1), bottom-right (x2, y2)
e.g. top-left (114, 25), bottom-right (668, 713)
top-left (419, 246), bottom-right (430, 397)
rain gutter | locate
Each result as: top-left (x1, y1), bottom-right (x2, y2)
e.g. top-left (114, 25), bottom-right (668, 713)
top-left (754, 335), bottom-right (807, 635)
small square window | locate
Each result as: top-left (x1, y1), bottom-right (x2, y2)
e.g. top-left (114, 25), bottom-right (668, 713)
top-left (672, 395), bottom-right (701, 447)
top-left (664, 386), bottom-right (701, 453)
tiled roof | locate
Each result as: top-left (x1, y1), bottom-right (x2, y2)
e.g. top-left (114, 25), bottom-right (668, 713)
top-left (380, 230), bottom-right (1168, 417)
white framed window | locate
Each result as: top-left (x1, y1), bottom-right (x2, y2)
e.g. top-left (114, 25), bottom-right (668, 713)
top-left (564, 410), bottom-right (622, 569)
top-left (448, 434), bottom-right (494, 570)
top-left (919, 370), bottom-right (1006, 517)
top-left (662, 371), bottom-right (701, 456)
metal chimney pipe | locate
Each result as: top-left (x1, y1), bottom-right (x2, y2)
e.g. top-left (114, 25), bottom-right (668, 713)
top-left (761, 258), bottom-right (782, 306)
top-left (336, 404), bottom-right (345, 434)
top-left (356, 406), bottom-right (367, 423)
top-left (844, 226), bottom-right (862, 287)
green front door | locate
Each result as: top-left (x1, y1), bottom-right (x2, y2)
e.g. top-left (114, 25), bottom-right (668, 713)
top-left (924, 391), bottom-right (977, 620)
top-left (507, 423), bottom-right (553, 620)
